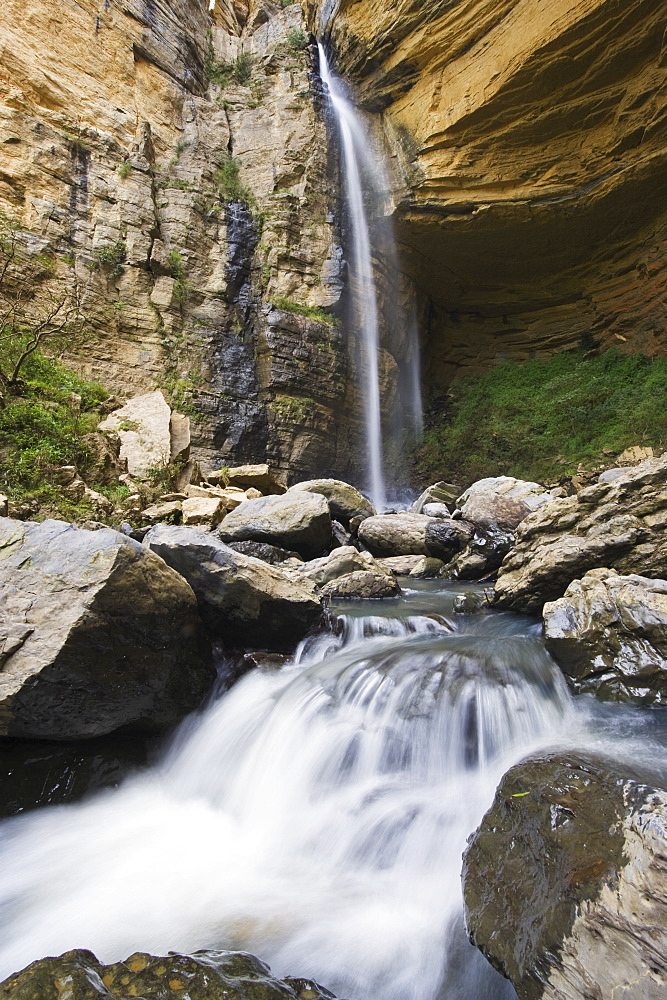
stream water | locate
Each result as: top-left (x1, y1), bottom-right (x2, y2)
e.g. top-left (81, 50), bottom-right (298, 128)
top-left (1, 582), bottom-right (666, 997)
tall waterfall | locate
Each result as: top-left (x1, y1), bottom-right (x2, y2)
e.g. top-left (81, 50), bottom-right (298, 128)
top-left (319, 43), bottom-right (417, 510)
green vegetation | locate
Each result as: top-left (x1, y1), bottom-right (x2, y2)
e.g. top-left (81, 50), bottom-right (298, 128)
top-left (214, 154), bottom-right (253, 204)
top-left (205, 32), bottom-right (254, 87)
top-left (415, 350), bottom-right (667, 485)
top-left (271, 297), bottom-right (332, 323)
top-left (90, 240), bottom-right (126, 278)
top-left (117, 161), bottom-right (131, 179)
top-left (287, 28), bottom-right (309, 52)
top-left (168, 249), bottom-right (191, 305)
top-left (169, 139), bottom-right (191, 166)
top-left (270, 393), bottom-right (315, 421)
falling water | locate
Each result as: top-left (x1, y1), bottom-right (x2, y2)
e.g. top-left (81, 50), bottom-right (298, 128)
top-left (318, 44), bottom-right (391, 510)
top-left (0, 582), bottom-right (643, 999)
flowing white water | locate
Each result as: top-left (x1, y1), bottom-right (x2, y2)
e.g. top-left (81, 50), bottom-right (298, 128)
top-left (318, 44), bottom-right (389, 510)
top-left (0, 584), bottom-right (597, 999)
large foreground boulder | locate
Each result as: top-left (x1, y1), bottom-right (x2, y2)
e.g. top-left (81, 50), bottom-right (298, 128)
top-left (0, 948), bottom-right (336, 1000)
top-left (287, 479), bottom-right (375, 525)
top-left (543, 569), bottom-right (667, 705)
top-left (494, 456), bottom-right (667, 613)
top-left (217, 492), bottom-right (332, 558)
top-left (463, 753), bottom-right (667, 1000)
top-left (0, 519), bottom-right (211, 740)
top-left (144, 525), bottom-right (322, 650)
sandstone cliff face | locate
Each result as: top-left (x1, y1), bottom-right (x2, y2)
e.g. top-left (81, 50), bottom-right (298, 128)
top-left (310, 0), bottom-right (667, 385)
top-left (0, 0), bottom-right (371, 482)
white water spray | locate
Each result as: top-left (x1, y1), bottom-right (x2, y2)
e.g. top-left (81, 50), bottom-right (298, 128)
top-left (318, 43), bottom-right (388, 510)
top-left (0, 588), bottom-right (585, 999)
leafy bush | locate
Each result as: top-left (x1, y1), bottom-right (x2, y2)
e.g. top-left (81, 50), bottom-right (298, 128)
top-left (287, 28), bottom-right (309, 51)
top-left (414, 350), bottom-right (667, 485)
top-left (215, 155), bottom-right (253, 204)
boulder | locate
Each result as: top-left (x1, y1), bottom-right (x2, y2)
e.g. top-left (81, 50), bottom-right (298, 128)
top-left (456, 477), bottom-right (558, 519)
top-left (453, 592), bottom-right (490, 614)
top-left (422, 502), bottom-right (452, 518)
top-left (463, 753), bottom-right (667, 1000)
top-left (358, 513), bottom-right (440, 556)
top-left (494, 456), bottom-right (667, 613)
top-left (169, 411), bottom-right (190, 463)
top-left (143, 525), bottom-right (322, 650)
top-left (443, 526), bottom-right (515, 581)
top-left (98, 391), bottom-right (172, 477)
top-left (227, 540), bottom-right (303, 565)
top-left (322, 571), bottom-right (401, 600)
top-left (216, 491), bottom-right (332, 559)
top-left (0, 518), bottom-right (211, 740)
top-left (375, 555), bottom-right (424, 576)
top-left (0, 948), bottom-right (336, 1000)
top-left (298, 545), bottom-right (383, 586)
top-left (141, 500), bottom-right (183, 524)
top-left (181, 496), bottom-right (227, 528)
top-left (424, 519), bottom-right (473, 561)
top-left (408, 556), bottom-right (446, 579)
top-left (543, 569), bottom-right (667, 705)
top-left (287, 478), bottom-right (375, 525)
top-left (217, 463), bottom-right (286, 495)
top-left (411, 481), bottom-right (459, 513)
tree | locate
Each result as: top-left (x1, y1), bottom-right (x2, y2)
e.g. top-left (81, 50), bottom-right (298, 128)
top-left (0, 212), bottom-right (89, 389)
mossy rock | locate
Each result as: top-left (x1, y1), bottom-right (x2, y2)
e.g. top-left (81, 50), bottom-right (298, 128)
top-left (0, 949), bottom-right (337, 1000)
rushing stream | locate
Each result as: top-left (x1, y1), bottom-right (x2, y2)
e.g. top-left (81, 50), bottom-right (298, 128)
top-left (1, 582), bottom-right (666, 996)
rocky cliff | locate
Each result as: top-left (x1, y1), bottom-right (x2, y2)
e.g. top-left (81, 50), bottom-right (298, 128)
top-left (310, 0), bottom-right (667, 386)
top-left (0, 0), bottom-right (373, 482)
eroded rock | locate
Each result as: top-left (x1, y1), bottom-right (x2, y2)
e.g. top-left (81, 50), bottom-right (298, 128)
top-left (287, 479), bottom-right (375, 525)
top-left (224, 464), bottom-right (287, 494)
top-left (144, 524), bottom-right (322, 650)
top-left (463, 753), bottom-right (667, 1000)
top-left (543, 569), bottom-right (667, 705)
top-left (494, 457), bottom-right (667, 613)
top-left (358, 513), bottom-right (439, 556)
top-left (322, 571), bottom-right (401, 600)
top-left (0, 518), bottom-right (211, 740)
top-left (299, 545), bottom-right (383, 586)
top-left (217, 491), bottom-right (332, 558)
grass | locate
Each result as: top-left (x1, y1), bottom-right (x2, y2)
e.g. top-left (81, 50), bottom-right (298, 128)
top-left (214, 155), bottom-right (254, 204)
top-left (272, 297), bottom-right (332, 323)
top-left (414, 350), bottom-right (667, 486)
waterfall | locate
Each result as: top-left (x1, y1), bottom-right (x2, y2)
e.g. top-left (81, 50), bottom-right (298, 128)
top-left (318, 44), bottom-right (406, 511)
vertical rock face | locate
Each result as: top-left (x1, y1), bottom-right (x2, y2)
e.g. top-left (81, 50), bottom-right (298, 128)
top-left (309, 0), bottom-right (667, 384)
top-left (0, 0), bottom-right (372, 482)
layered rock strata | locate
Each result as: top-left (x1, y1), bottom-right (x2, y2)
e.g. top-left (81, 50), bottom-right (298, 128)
top-left (310, 0), bottom-right (667, 382)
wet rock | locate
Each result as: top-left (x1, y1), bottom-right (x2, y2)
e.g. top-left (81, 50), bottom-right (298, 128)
top-left (0, 948), bottom-right (337, 1000)
top-left (322, 571), bottom-right (401, 600)
top-left (0, 518), bottom-right (211, 740)
top-left (358, 513), bottom-right (441, 556)
top-left (217, 491), bottom-right (332, 559)
top-left (444, 526), bottom-right (516, 581)
top-left (224, 463), bottom-right (287, 495)
top-left (287, 478), bottom-right (375, 525)
top-left (411, 482), bottom-right (459, 513)
top-left (495, 456), bottom-right (667, 613)
top-left (299, 546), bottom-right (383, 586)
top-left (463, 753), bottom-right (667, 1000)
top-left (227, 540), bottom-right (303, 565)
top-left (98, 391), bottom-right (172, 478)
top-left (144, 524), bottom-right (322, 650)
top-left (424, 519), bottom-right (473, 561)
top-left (452, 592), bottom-right (490, 614)
top-left (543, 569), bottom-right (667, 705)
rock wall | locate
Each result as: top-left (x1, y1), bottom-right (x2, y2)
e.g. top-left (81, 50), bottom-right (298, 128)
top-left (0, 0), bottom-right (373, 482)
top-left (309, 0), bottom-right (667, 385)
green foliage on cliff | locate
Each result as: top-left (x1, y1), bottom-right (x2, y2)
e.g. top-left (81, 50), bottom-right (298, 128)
top-left (415, 350), bottom-right (667, 486)
top-left (272, 297), bottom-right (333, 323)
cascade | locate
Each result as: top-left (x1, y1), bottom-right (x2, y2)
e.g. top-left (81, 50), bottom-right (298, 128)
top-left (318, 44), bottom-right (422, 509)
top-left (1, 582), bottom-right (660, 998)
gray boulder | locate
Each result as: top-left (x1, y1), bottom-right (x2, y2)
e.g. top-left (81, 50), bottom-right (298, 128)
top-left (287, 478), bottom-right (375, 525)
top-left (227, 540), bottom-right (303, 565)
top-left (144, 525), bottom-right (322, 650)
top-left (456, 476), bottom-right (557, 520)
top-left (0, 518), bottom-right (211, 740)
top-left (424, 519), bottom-right (473, 562)
top-left (322, 571), bottom-right (401, 600)
top-left (298, 546), bottom-right (382, 586)
top-left (463, 753), bottom-right (667, 1000)
top-left (543, 569), bottom-right (667, 704)
top-left (411, 481), bottom-right (459, 513)
top-left (358, 513), bottom-right (438, 556)
top-left (216, 491), bottom-right (332, 558)
top-left (494, 456), bottom-right (667, 613)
